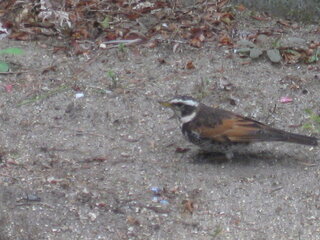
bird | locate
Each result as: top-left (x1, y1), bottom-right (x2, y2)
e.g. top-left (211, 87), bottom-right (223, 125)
top-left (159, 95), bottom-right (318, 159)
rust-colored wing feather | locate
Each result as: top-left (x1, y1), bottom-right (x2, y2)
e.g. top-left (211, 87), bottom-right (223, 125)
top-left (195, 115), bottom-right (264, 143)
top-left (191, 105), bottom-right (317, 146)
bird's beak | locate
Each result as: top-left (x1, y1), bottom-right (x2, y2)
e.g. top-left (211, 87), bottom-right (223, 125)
top-left (159, 101), bottom-right (177, 119)
top-left (158, 101), bottom-right (172, 108)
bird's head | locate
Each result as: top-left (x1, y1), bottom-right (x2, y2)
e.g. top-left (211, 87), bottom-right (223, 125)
top-left (159, 96), bottom-right (199, 123)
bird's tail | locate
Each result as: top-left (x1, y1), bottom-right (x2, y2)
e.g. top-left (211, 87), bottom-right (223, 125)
top-left (266, 128), bottom-right (318, 146)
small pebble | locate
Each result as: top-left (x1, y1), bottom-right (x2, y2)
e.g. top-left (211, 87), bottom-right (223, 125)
top-left (152, 196), bottom-right (159, 202)
top-left (150, 187), bottom-right (161, 194)
top-left (280, 96), bottom-right (293, 103)
top-left (75, 92), bottom-right (84, 99)
top-left (159, 199), bottom-right (169, 205)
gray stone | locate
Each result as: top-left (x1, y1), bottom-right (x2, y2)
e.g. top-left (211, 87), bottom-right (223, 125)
top-left (267, 49), bottom-right (282, 63)
top-left (250, 48), bottom-right (263, 58)
top-left (280, 37), bottom-right (308, 49)
top-left (237, 39), bottom-right (256, 48)
top-left (255, 34), bottom-right (269, 47)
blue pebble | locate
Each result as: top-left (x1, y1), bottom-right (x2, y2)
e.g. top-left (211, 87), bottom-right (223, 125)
top-left (159, 199), bottom-right (169, 205)
top-left (152, 196), bottom-right (159, 202)
top-left (150, 187), bottom-right (161, 194)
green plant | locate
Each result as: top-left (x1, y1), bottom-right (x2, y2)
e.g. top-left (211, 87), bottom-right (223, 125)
top-left (209, 225), bottom-right (223, 239)
top-left (106, 70), bottom-right (119, 89)
top-left (307, 47), bottom-right (319, 63)
top-left (100, 16), bottom-right (110, 29)
top-left (193, 78), bottom-right (211, 99)
top-left (302, 109), bottom-right (320, 133)
top-left (118, 42), bottom-right (126, 52)
top-left (271, 37), bottom-right (281, 49)
top-left (17, 85), bottom-right (68, 106)
top-left (0, 47), bottom-right (24, 72)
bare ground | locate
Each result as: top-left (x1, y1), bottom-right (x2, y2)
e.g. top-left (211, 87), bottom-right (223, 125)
top-left (0, 18), bottom-right (320, 240)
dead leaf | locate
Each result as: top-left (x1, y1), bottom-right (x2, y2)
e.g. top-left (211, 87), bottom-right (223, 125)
top-left (189, 28), bottom-right (206, 48)
top-left (127, 216), bottom-right (140, 225)
top-left (124, 31), bottom-right (146, 40)
top-left (277, 19), bottom-right (291, 27)
top-left (281, 49), bottom-right (301, 64)
top-left (190, 38), bottom-right (202, 48)
top-left (42, 66), bottom-right (57, 74)
top-left (72, 28), bottom-right (90, 40)
top-left (125, 11), bottom-right (141, 20)
top-left (158, 58), bottom-right (166, 64)
top-left (220, 12), bottom-right (234, 25)
top-left (219, 34), bottom-right (233, 46)
top-left (236, 4), bottom-right (246, 11)
top-left (173, 43), bottom-right (179, 53)
top-left (85, 157), bottom-right (108, 162)
top-left (53, 46), bottom-right (68, 54)
top-left (217, 0), bottom-right (229, 9)
top-left (146, 39), bottom-right (159, 48)
top-left (186, 61), bottom-right (195, 69)
top-left (251, 15), bottom-right (269, 21)
top-left (182, 199), bottom-right (194, 214)
top-left (175, 147), bottom-right (190, 153)
top-left (9, 31), bottom-right (33, 41)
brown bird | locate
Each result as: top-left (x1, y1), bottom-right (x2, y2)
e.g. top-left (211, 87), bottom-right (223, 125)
top-left (159, 96), bottom-right (318, 159)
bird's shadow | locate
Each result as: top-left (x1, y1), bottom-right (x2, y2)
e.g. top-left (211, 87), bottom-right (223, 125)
top-left (189, 150), bottom-right (316, 168)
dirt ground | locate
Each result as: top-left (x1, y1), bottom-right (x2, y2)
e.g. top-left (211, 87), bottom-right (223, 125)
top-left (0, 14), bottom-right (320, 240)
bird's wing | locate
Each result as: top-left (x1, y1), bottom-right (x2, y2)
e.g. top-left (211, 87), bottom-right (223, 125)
top-left (195, 113), bottom-right (266, 143)
top-left (192, 106), bottom-right (318, 146)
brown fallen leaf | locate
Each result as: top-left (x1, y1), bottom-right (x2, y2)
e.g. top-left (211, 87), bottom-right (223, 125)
top-left (53, 46), bottom-right (68, 54)
top-left (251, 15), bottom-right (269, 21)
top-left (125, 11), bottom-right (141, 20)
top-left (146, 39), bottom-right (159, 48)
top-left (189, 28), bottom-right (205, 48)
top-left (220, 12), bottom-right (234, 25)
top-left (219, 34), bottom-right (233, 46)
top-left (175, 147), bottom-right (190, 153)
top-left (158, 58), bottom-right (166, 64)
top-left (127, 215), bottom-right (140, 225)
top-left (182, 199), bottom-right (194, 214)
top-left (281, 49), bottom-right (301, 64)
top-left (277, 19), bottom-right (291, 27)
top-left (85, 157), bottom-right (108, 163)
top-left (186, 61), bottom-right (195, 70)
top-left (236, 4), bottom-right (246, 11)
top-left (217, 0), bottom-right (229, 9)
top-left (9, 31), bottom-right (33, 41)
top-left (42, 66), bottom-right (57, 74)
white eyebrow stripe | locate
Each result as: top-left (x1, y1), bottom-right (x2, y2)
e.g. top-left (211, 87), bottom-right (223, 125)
top-left (170, 99), bottom-right (199, 107)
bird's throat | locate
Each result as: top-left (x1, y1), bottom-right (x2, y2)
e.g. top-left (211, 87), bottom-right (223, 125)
top-left (180, 111), bottom-right (197, 123)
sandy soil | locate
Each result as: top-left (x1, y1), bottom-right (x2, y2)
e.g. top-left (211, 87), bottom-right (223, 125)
top-left (0, 15), bottom-right (320, 240)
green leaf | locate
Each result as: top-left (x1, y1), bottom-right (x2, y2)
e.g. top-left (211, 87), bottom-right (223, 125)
top-left (310, 114), bottom-right (320, 122)
top-left (314, 116), bottom-right (320, 124)
top-left (302, 123), bottom-right (313, 130)
top-left (17, 85), bottom-right (68, 106)
top-left (272, 37), bottom-right (281, 48)
top-left (0, 47), bottom-right (24, 55)
top-left (0, 61), bottom-right (9, 72)
top-left (307, 55), bottom-right (318, 63)
top-left (107, 70), bottom-right (116, 79)
top-left (307, 48), bottom-right (320, 63)
top-left (118, 43), bottom-right (126, 52)
top-left (305, 109), bottom-right (312, 115)
top-left (100, 17), bottom-right (110, 29)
